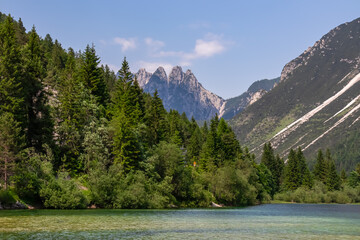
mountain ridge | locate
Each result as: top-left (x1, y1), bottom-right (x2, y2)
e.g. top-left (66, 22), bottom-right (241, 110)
top-left (229, 17), bottom-right (360, 171)
top-left (136, 67), bottom-right (279, 120)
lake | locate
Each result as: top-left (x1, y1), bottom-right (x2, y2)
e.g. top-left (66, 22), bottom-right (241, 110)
top-left (0, 204), bottom-right (359, 239)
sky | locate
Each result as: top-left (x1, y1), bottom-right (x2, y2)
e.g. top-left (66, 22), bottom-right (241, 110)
top-left (1, 0), bottom-right (360, 99)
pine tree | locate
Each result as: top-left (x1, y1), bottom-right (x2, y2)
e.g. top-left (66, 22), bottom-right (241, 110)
top-left (112, 110), bottom-right (142, 172)
top-left (313, 149), bottom-right (327, 183)
top-left (79, 44), bottom-right (108, 106)
top-left (101, 64), bottom-right (116, 93)
top-left (0, 15), bottom-right (24, 123)
top-left (217, 118), bottom-right (240, 164)
top-left (56, 48), bottom-right (86, 173)
top-left (296, 147), bottom-right (312, 188)
top-left (187, 127), bottom-right (202, 161)
top-left (261, 143), bottom-right (283, 192)
top-left (147, 90), bottom-right (167, 145)
top-left (22, 26), bottom-right (53, 151)
top-left (110, 58), bottom-right (145, 171)
top-left (283, 149), bottom-right (298, 190)
top-left (324, 149), bottom-right (340, 191)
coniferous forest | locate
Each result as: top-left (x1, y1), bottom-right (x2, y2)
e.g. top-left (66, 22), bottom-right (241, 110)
top-left (0, 14), bottom-right (360, 209)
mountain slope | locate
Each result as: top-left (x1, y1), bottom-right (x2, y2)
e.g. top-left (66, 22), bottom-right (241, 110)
top-left (222, 77), bottom-right (279, 120)
top-left (230, 17), bottom-right (360, 171)
top-left (136, 66), bottom-right (225, 120)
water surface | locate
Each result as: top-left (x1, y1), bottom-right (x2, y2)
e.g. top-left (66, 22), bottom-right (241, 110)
top-left (0, 204), bottom-right (359, 239)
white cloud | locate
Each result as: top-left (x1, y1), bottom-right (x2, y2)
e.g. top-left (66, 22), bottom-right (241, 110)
top-left (114, 37), bottom-right (137, 52)
top-left (137, 61), bottom-right (173, 75)
top-left (192, 39), bottom-right (225, 58)
top-left (152, 33), bottom-right (227, 62)
top-left (145, 37), bottom-right (165, 52)
top-left (185, 34), bottom-right (226, 60)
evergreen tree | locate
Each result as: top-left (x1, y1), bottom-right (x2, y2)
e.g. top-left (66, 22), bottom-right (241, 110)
top-left (101, 64), bottom-right (116, 94)
top-left (144, 90), bottom-right (167, 146)
top-left (261, 143), bottom-right (283, 192)
top-left (0, 15), bottom-right (24, 123)
top-left (22, 26), bottom-right (53, 151)
top-left (14, 17), bottom-right (28, 45)
top-left (110, 58), bottom-right (145, 171)
top-left (283, 148), bottom-right (312, 190)
top-left (313, 149), bottom-right (327, 183)
top-left (79, 44), bottom-right (108, 106)
top-left (283, 149), bottom-right (298, 190)
top-left (296, 147), bottom-right (312, 188)
top-left (187, 127), bottom-right (202, 162)
top-left (111, 110), bottom-right (142, 171)
top-left (324, 149), bottom-right (340, 191)
top-left (217, 118), bottom-right (240, 164)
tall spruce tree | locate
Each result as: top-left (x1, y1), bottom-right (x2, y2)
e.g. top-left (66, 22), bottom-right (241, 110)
top-left (283, 149), bottom-right (298, 190)
top-left (313, 149), bottom-right (327, 183)
top-left (261, 143), bottom-right (283, 192)
top-left (324, 149), bottom-right (340, 191)
top-left (110, 58), bottom-right (145, 171)
top-left (22, 26), bottom-right (53, 151)
top-left (79, 44), bottom-right (108, 106)
top-left (296, 147), bottom-right (312, 188)
top-left (0, 15), bottom-right (24, 124)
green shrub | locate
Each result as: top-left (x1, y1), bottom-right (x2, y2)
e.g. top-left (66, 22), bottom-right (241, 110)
top-left (88, 164), bottom-right (122, 208)
top-left (210, 166), bottom-right (257, 206)
top-left (115, 171), bottom-right (173, 209)
top-left (40, 172), bottom-right (89, 209)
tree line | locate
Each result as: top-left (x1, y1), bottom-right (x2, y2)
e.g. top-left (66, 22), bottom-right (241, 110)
top-left (0, 13), bottom-right (359, 208)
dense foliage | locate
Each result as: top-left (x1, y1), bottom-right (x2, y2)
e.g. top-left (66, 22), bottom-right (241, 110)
top-left (0, 14), bottom-right (272, 209)
top-left (0, 14), bottom-right (359, 209)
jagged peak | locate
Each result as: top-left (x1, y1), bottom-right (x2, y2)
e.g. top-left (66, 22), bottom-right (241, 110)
top-left (137, 68), bottom-right (148, 74)
top-left (169, 66), bottom-right (184, 82)
top-left (153, 66), bottom-right (168, 80)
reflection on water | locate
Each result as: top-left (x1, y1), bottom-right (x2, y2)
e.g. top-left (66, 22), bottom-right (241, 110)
top-left (0, 204), bottom-right (359, 239)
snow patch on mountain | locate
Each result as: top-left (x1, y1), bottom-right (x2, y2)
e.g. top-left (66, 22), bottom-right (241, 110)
top-left (304, 102), bottom-right (360, 150)
top-left (272, 72), bottom-right (360, 140)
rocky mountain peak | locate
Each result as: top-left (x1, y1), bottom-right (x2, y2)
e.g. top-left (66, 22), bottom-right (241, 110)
top-left (137, 65), bottom-right (225, 120)
top-left (153, 66), bottom-right (168, 81)
top-left (169, 66), bottom-right (184, 83)
top-left (136, 68), bottom-right (152, 87)
top-left (280, 17), bottom-right (360, 82)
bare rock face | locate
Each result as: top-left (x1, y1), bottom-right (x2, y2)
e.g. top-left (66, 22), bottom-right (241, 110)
top-left (221, 77), bottom-right (280, 120)
top-left (249, 89), bottom-right (267, 105)
top-left (136, 66), bottom-right (225, 120)
top-left (136, 68), bottom-right (152, 88)
top-left (280, 18), bottom-right (360, 82)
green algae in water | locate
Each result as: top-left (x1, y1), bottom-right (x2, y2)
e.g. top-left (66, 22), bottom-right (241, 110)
top-left (1, 204), bottom-right (360, 239)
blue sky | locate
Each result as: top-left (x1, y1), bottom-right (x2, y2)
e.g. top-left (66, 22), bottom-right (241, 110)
top-left (2, 0), bottom-right (360, 98)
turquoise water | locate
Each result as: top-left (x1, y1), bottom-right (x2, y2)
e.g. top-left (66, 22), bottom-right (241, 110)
top-left (0, 204), bottom-right (359, 239)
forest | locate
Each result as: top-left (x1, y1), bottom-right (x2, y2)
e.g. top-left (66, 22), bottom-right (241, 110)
top-left (0, 13), bottom-right (359, 209)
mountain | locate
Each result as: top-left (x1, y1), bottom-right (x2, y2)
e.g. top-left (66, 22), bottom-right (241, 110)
top-left (222, 77), bottom-right (280, 120)
top-left (136, 66), bottom-right (225, 120)
top-left (230, 17), bottom-right (360, 171)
